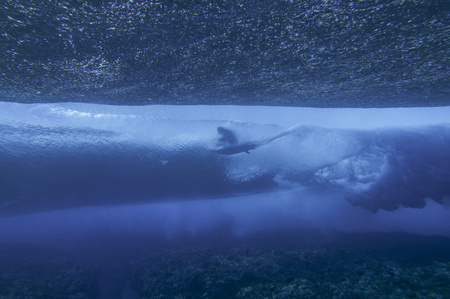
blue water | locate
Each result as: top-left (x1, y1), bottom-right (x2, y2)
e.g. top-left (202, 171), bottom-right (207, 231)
top-left (1, 1), bottom-right (450, 297)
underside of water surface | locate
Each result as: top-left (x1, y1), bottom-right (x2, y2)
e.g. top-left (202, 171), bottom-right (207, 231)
top-left (1, 0), bottom-right (448, 106)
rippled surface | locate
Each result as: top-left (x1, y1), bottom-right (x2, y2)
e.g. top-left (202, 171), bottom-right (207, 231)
top-left (1, 0), bottom-right (449, 106)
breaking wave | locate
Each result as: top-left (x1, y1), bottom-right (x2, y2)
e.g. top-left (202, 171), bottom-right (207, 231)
top-left (1, 103), bottom-right (449, 217)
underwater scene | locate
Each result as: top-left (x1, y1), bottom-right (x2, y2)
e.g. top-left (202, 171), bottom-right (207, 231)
top-left (1, 0), bottom-right (450, 298)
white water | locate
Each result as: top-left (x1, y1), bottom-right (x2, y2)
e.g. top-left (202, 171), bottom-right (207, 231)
top-left (1, 102), bottom-right (450, 239)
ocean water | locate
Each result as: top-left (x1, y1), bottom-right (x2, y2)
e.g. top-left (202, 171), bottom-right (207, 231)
top-left (1, 1), bottom-right (450, 298)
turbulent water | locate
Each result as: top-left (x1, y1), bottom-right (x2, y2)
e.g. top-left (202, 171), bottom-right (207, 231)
top-left (1, 1), bottom-right (450, 298)
top-left (1, 102), bottom-right (449, 229)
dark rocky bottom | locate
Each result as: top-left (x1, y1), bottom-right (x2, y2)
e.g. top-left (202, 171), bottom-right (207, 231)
top-left (0, 231), bottom-right (449, 298)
